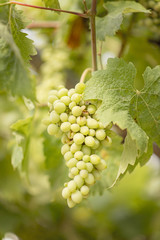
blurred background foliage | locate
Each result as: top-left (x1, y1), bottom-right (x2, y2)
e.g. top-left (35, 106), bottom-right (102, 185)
top-left (0, 0), bottom-right (160, 239)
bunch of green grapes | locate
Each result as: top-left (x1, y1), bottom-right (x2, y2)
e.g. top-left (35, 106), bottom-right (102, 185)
top-left (139, 0), bottom-right (160, 34)
top-left (45, 82), bottom-right (108, 208)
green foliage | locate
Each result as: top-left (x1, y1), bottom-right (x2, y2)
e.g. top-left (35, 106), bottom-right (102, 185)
top-left (96, 1), bottom-right (149, 40)
top-left (42, 0), bottom-right (60, 9)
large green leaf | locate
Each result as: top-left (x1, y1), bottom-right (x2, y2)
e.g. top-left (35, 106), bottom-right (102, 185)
top-left (42, 0), bottom-right (60, 9)
top-left (96, 1), bottom-right (149, 40)
top-left (84, 58), bottom-right (160, 177)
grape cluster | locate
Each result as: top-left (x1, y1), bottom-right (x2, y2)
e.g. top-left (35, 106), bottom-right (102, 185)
top-left (139, 0), bottom-right (160, 34)
top-left (45, 82), bottom-right (107, 208)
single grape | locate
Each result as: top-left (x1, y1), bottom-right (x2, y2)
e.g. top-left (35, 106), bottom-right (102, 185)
top-left (42, 117), bottom-right (51, 125)
top-left (77, 116), bottom-right (87, 126)
top-left (77, 161), bottom-right (86, 170)
top-left (85, 173), bottom-right (95, 185)
top-left (50, 111), bottom-right (60, 123)
top-left (67, 180), bottom-right (77, 192)
top-left (61, 144), bottom-right (70, 155)
top-left (58, 88), bottom-right (68, 98)
top-left (69, 101), bottom-right (76, 110)
top-left (96, 129), bottom-right (106, 140)
top-left (71, 167), bottom-right (79, 176)
top-left (92, 169), bottom-right (101, 180)
top-left (83, 155), bottom-right (90, 163)
top-left (75, 82), bottom-right (85, 94)
top-left (80, 126), bottom-right (89, 135)
top-left (68, 115), bottom-right (76, 124)
top-left (68, 88), bottom-right (75, 97)
top-left (61, 96), bottom-right (71, 105)
top-left (60, 113), bottom-right (68, 122)
top-left (87, 118), bottom-right (99, 129)
top-left (90, 154), bottom-right (101, 165)
top-left (60, 122), bottom-right (71, 132)
top-left (74, 151), bottom-right (84, 160)
top-left (72, 106), bottom-right (83, 117)
top-left (80, 185), bottom-right (89, 196)
top-left (71, 190), bottom-right (82, 204)
top-left (67, 198), bottom-right (76, 208)
top-left (68, 172), bottom-right (74, 179)
top-left (71, 93), bottom-right (82, 103)
top-left (92, 138), bottom-right (100, 150)
top-left (48, 95), bottom-right (58, 104)
top-left (74, 175), bottom-right (84, 188)
top-left (66, 158), bottom-right (78, 168)
top-left (95, 159), bottom-right (107, 171)
top-left (62, 187), bottom-right (70, 199)
top-left (61, 134), bottom-right (68, 144)
top-left (86, 162), bottom-right (93, 172)
top-left (54, 102), bottom-right (66, 114)
top-left (70, 143), bottom-right (81, 153)
top-left (64, 151), bottom-right (74, 161)
top-left (85, 136), bottom-right (95, 147)
top-left (89, 129), bottom-right (95, 136)
top-left (47, 124), bottom-right (59, 135)
top-left (82, 145), bottom-right (91, 155)
top-left (80, 169), bottom-right (88, 178)
top-left (48, 89), bottom-right (58, 96)
top-left (87, 104), bottom-right (97, 114)
top-left (73, 133), bottom-right (85, 145)
top-left (71, 124), bottom-right (80, 133)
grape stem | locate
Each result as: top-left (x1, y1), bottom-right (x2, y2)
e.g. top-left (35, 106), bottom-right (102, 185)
top-left (80, 68), bottom-right (92, 83)
top-left (0, 1), bottom-right (89, 18)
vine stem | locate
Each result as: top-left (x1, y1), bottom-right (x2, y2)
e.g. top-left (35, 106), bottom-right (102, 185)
top-left (80, 68), bottom-right (92, 83)
top-left (0, 1), bottom-right (88, 18)
top-left (90, 0), bottom-right (98, 71)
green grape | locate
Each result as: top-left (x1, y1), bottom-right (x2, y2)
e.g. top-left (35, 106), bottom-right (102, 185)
top-left (42, 117), bottom-right (51, 125)
top-left (83, 155), bottom-right (90, 163)
top-left (49, 89), bottom-right (58, 96)
top-left (48, 95), bottom-right (58, 104)
top-left (92, 138), bottom-right (100, 150)
top-left (90, 154), bottom-right (101, 165)
top-left (85, 173), bottom-right (95, 185)
top-left (66, 158), bottom-right (78, 168)
top-left (96, 129), bottom-right (106, 140)
top-left (80, 126), bottom-right (89, 135)
top-left (87, 118), bottom-right (99, 129)
top-left (54, 102), bottom-right (66, 114)
top-left (77, 161), bottom-right (86, 170)
top-left (68, 172), bottom-right (74, 179)
top-left (89, 129), bottom-right (95, 136)
top-left (72, 106), bottom-right (83, 117)
top-left (67, 180), bottom-right (77, 192)
top-left (70, 143), bottom-right (81, 153)
top-left (61, 96), bottom-right (71, 105)
top-left (62, 187), bottom-right (70, 199)
top-left (60, 113), bottom-right (68, 122)
top-left (82, 145), bottom-right (91, 155)
top-left (71, 167), bottom-right (79, 176)
top-left (47, 124), bottom-right (59, 135)
top-left (85, 136), bottom-right (95, 147)
top-left (71, 190), bottom-right (82, 204)
top-left (60, 122), bottom-right (71, 132)
top-left (58, 88), bottom-right (68, 98)
top-left (71, 93), bottom-right (82, 103)
top-left (86, 162), bottom-right (93, 172)
top-left (92, 169), bottom-right (101, 180)
top-left (96, 159), bottom-right (107, 171)
top-left (67, 198), bottom-right (76, 208)
top-left (69, 101), bottom-right (76, 110)
top-left (68, 88), bottom-right (75, 97)
top-left (71, 124), bottom-right (80, 133)
top-left (64, 151), bottom-right (74, 161)
top-left (75, 82), bottom-right (85, 94)
top-left (61, 144), bottom-right (70, 155)
top-left (77, 116), bottom-right (87, 126)
top-left (50, 111), bottom-right (60, 123)
top-left (74, 151), bottom-right (84, 160)
top-left (68, 115), bottom-right (76, 124)
top-left (74, 175), bottom-right (84, 188)
top-left (61, 134), bottom-right (68, 144)
top-left (80, 185), bottom-right (89, 196)
top-left (73, 133), bottom-right (85, 145)
top-left (80, 169), bottom-right (88, 178)
top-left (87, 104), bottom-right (96, 114)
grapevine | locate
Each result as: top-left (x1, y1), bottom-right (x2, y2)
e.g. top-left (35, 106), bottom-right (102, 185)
top-left (45, 82), bottom-right (108, 208)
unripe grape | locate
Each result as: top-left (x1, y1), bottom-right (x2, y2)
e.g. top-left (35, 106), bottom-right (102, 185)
top-left (98, 122), bottom-right (104, 129)
top-left (75, 82), bottom-right (85, 94)
top-left (77, 116), bottom-right (87, 126)
top-left (80, 126), bottom-right (89, 135)
top-left (86, 162), bottom-right (93, 172)
top-left (61, 96), bottom-right (71, 105)
top-left (47, 124), bottom-right (59, 135)
top-left (92, 169), bottom-right (101, 180)
top-left (70, 143), bottom-right (81, 153)
top-left (58, 88), bottom-right (68, 98)
top-left (64, 151), bottom-right (74, 161)
top-left (61, 134), bottom-right (68, 144)
top-left (77, 161), bottom-right (86, 170)
top-left (74, 175), bottom-right (84, 188)
top-left (89, 129), bottom-right (95, 136)
top-left (66, 158), bottom-right (78, 168)
top-left (68, 180), bottom-right (77, 192)
top-left (62, 187), bottom-right (70, 199)
top-left (69, 101), bottom-right (76, 110)
top-left (80, 169), bottom-right (88, 178)
top-left (85, 136), bottom-right (95, 147)
top-left (71, 93), bottom-right (82, 103)
top-left (68, 88), bottom-right (75, 97)
top-left (85, 173), bottom-right (95, 185)
top-left (68, 173), bottom-right (74, 179)
top-left (67, 198), bottom-right (76, 208)
top-left (71, 167), bottom-right (79, 176)
top-left (60, 122), bottom-right (71, 132)
top-left (57, 85), bottom-right (64, 90)
top-left (61, 144), bottom-right (70, 155)
top-left (87, 118), bottom-right (99, 129)
top-left (80, 185), bottom-right (89, 196)
top-left (71, 124), bottom-right (80, 133)
top-left (68, 115), bottom-right (76, 124)
top-left (71, 190), bottom-right (82, 204)
top-left (96, 129), bottom-right (106, 140)
top-left (49, 89), bottom-right (58, 96)
top-left (60, 113), bottom-right (68, 122)
top-left (48, 95), bottom-right (58, 104)
top-left (72, 106), bottom-right (83, 117)
top-left (73, 133), bottom-right (85, 145)
top-left (50, 111), bottom-right (60, 123)
top-left (83, 155), bottom-right (90, 163)
top-left (82, 145), bottom-right (91, 155)
top-left (90, 154), bottom-right (101, 165)
top-left (95, 159), bottom-right (107, 171)
top-left (54, 102), bottom-right (66, 114)
top-left (87, 104), bottom-right (96, 114)
top-left (42, 117), bottom-right (51, 125)
top-left (92, 138), bottom-right (100, 150)
top-left (74, 151), bottom-right (83, 160)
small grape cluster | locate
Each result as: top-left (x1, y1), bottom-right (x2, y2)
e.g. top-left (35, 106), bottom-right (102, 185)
top-left (46, 82), bottom-right (107, 208)
top-left (139, 0), bottom-right (160, 34)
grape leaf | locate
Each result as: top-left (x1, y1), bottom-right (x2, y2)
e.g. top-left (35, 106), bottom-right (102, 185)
top-left (0, 23), bottom-right (35, 100)
top-left (96, 1), bottom-right (149, 40)
top-left (42, 0), bottom-right (60, 9)
top-left (84, 58), bottom-right (160, 176)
